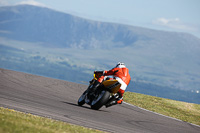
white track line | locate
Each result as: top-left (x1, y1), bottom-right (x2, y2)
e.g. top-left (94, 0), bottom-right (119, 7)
top-left (124, 102), bottom-right (200, 128)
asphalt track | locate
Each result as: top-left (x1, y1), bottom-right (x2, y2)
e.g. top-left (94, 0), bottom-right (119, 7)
top-left (0, 68), bottom-right (200, 133)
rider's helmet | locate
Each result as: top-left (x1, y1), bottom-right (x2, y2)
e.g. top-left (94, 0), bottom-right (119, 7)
top-left (115, 62), bottom-right (126, 68)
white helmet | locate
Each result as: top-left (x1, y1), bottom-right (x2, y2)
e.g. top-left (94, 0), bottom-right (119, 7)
top-left (116, 62), bottom-right (126, 68)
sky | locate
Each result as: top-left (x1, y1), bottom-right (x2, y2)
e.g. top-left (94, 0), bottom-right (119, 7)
top-left (1, 0), bottom-right (200, 38)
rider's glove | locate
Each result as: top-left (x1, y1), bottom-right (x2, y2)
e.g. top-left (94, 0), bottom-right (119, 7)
top-left (94, 71), bottom-right (104, 75)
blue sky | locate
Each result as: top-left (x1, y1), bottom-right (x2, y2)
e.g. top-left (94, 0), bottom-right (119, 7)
top-left (1, 0), bottom-right (200, 38)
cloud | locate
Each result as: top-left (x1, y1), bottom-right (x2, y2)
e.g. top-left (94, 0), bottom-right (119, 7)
top-left (153, 17), bottom-right (197, 32)
top-left (155, 18), bottom-right (179, 25)
top-left (17, 0), bottom-right (46, 7)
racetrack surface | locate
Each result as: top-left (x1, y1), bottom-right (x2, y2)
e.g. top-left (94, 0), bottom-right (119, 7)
top-left (0, 68), bottom-right (200, 133)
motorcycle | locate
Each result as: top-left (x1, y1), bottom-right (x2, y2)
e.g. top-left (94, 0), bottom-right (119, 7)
top-left (77, 72), bottom-right (121, 110)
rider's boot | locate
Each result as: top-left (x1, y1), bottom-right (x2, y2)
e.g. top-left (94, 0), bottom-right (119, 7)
top-left (105, 97), bottom-right (123, 108)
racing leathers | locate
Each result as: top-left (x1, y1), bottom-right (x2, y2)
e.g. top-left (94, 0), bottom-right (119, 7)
top-left (96, 66), bottom-right (131, 105)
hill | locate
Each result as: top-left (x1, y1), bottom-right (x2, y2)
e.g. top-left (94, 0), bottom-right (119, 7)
top-left (0, 5), bottom-right (200, 104)
top-left (1, 5), bottom-right (200, 49)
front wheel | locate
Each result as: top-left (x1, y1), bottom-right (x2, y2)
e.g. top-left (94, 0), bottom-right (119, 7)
top-left (91, 90), bottom-right (110, 110)
top-left (78, 90), bottom-right (87, 106)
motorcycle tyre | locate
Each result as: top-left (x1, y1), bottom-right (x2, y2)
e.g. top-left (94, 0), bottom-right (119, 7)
top-left (91, 90), bottom-right (110, 110)
top-left (78, 90), bottom-right (87, 106)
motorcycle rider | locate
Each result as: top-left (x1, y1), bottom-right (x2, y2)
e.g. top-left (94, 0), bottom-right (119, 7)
top-left (90, 62), bottom-right (131, 107)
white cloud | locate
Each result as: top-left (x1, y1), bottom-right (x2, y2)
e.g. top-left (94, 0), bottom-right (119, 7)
top-left (153, 17), bottom-right (197, 32)
top-left (156, 18), bottom-right (179, 25)
top-left (17, 0), bottom-right (46, 7)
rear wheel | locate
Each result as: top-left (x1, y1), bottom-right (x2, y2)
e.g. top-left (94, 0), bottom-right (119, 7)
top-left (91, 90), bottom-right (110, 110)
top-left (78, 90), bottom-right (87, 106)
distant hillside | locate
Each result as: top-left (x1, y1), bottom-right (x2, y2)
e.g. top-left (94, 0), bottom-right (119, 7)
top-left (1, 5), bottom-right (200, 49)
top-left (0, 5), bottom-right (200, 104)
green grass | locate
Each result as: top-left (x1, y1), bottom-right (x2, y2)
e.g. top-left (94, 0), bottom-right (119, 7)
top-left (124, 91), bottom-right (200, 126)
top-left (0, 107), bottom-right (103, 133)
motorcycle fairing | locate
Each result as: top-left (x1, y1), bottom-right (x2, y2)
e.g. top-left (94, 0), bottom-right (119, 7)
top-left (102, 80), bottom-right (121, 93)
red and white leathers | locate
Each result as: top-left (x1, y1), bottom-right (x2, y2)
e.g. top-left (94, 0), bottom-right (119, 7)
top-left (97, 66), bottom-right (131, 104)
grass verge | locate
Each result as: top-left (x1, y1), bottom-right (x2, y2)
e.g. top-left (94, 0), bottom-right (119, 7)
top-left (0, 107), bottom-right (103, 133)
top-left (124, 91), bottom-right (200, 126)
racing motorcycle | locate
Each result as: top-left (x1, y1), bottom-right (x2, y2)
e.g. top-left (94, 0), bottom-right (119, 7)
top-left (77, 72), bottom-right (121, 110)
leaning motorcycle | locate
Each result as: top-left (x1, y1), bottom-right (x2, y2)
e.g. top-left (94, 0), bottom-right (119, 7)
top-left (77, 72), bottom-right (121, 110)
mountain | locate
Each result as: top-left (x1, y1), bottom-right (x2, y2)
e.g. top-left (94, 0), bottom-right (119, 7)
top-left (1, 5), bottom-right (199, 49)
top-left (0, 5), bottom-right (200, 103)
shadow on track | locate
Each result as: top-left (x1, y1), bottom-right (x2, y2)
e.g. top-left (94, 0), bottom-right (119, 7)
top-left (61, 101), bottom-right (109, 112)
